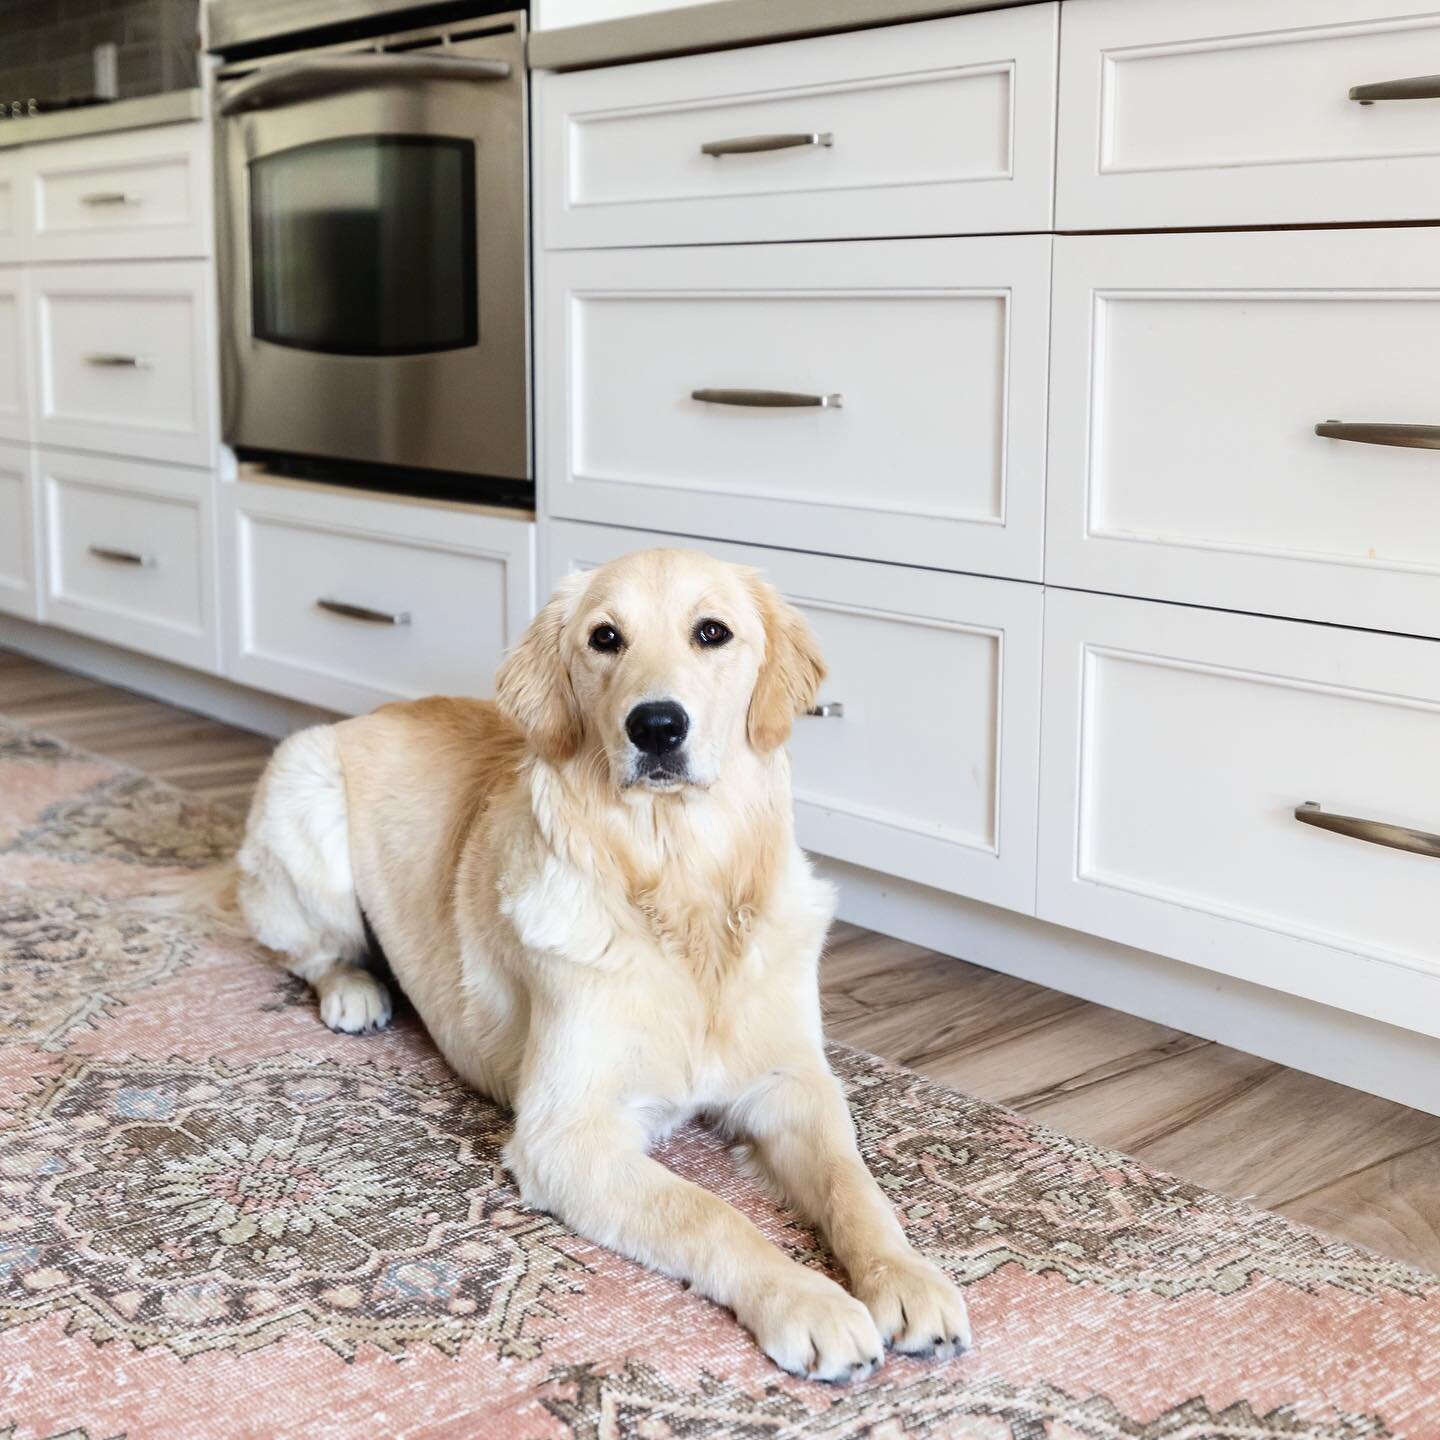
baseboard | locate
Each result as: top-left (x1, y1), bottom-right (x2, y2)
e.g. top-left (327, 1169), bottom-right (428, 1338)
top-left (0, 615), bottom-right (336, 740)
top-left (818, 856), bottom-right (1440, 1118)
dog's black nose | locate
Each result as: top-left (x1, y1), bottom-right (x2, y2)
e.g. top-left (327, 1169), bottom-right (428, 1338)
top-left (626, 701), bottom-right (689, 756)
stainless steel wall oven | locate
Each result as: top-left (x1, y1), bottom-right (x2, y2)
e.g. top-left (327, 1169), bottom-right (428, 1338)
top-left (211, 3), bottom-right (529, 504)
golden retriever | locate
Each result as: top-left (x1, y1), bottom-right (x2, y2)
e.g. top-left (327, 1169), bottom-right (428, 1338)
top-left (226, 547), bottom-right (969, 1381)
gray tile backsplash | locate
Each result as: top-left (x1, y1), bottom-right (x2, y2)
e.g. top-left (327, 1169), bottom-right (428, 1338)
top-left (0, 0), bottom-right (199, 108)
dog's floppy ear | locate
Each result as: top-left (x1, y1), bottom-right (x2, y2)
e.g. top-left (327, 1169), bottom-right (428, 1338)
top-left (745, 573), bottom-right (826, 753)
top-left (495, 572), bottom-right (587, 763)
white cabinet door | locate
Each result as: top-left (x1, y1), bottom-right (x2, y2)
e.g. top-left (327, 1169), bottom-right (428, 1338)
top-left (29, 122), bottom-right (210, 262)
top-left (0, 267), bottom-right (28, 444)
top-left (1057, 0), bottom-right (1440, 229)
top-left (538, 3), bottom-right (1058, 247)
top-left (1038, 589), bottom-right (1440, 1040)
top-left (0, 440), bottom-right (38, 621)
top-left (541, 237), bottom-right (1050, 580)
top-left (546, 519), bottom-right (1044, 913)
top-left (31, 261), bottom-right (215, 468)
top-left (1047, 229), bottom-right (1440, 639)
top-left (222, 479), bottom-right (536, 716)
top-left (40, 448), bottom-right (217, 671)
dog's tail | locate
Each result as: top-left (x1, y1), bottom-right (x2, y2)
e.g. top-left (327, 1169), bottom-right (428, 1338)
top-left (133, 859), bottom-right (244, 930)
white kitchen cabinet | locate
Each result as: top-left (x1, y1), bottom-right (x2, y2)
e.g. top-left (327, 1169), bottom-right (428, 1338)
top-left (0, 267), bottom-right (28, 444)
top-left (222, 479), bottom-right (536, 716)
top-left (30, 260), bottom-right (215, 468)
top-left (40, 447), bottom-right (217, 670)
top-left (1046, 228), bottom-right (1440, 638)
top-left (0, 440), bottom-right (38, 621)
top-left (538, 3), bottom-right (1058, 248)
top-left (1057, 0), bottom-right (1440, 230)
top-left (547, 519), bottom-right (1044, 913)
top-left (1038, 588), bottom-right (1440, 1038)
top-left (541, 236), bottom-right (1051, 579)
top-left (28, 121), bottom-right (211, 262)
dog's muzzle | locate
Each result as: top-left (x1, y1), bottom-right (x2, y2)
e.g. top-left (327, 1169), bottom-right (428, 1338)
top-left (625, 701), bottom-right (691, 786)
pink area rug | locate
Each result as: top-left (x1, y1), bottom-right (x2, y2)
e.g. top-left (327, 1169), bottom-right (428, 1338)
top-left (0, 717), bottom-right (1437, 1438)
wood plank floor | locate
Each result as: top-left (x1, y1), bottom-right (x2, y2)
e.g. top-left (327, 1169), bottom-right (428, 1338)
top-left (4, 646), bottom-right (1438, 1275)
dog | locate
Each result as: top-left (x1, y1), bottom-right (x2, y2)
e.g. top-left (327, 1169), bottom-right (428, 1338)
top-left (224, 547), bottom-right (969, 1381)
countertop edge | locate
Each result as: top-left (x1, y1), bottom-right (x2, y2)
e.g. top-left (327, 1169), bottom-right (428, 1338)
top-left (528, 0), bottom-right (1045, 71)
top-left (0, 89), bottom-right (205, 151)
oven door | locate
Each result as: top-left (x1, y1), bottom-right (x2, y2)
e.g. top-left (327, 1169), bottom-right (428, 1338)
top-left (215, 17), bottom-right (527, 483)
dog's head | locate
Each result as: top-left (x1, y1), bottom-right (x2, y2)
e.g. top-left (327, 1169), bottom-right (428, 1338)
top-left (496, 549), bottom-right (825, 791)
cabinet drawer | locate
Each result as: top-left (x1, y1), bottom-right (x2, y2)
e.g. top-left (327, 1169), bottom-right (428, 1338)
top-left (30, 122), bottom-right (209, 261)
top-left (538, 4), bottom-right (1057, 248)
top-left (1047, 230), bottom-right (1440, 638)
top-left (1038, 590), bottom-right (1440, 1038)
top-left (546, 520), bottom-right (1043, 912)
top-left (32, 262), bottom-right (214, 467)
top-left (223, 479), bottom-right (536, 716)
top-left (0, 441), bottom-right (38, 621)
top-left (0, 268), bottom-right (27, 444)
top-left (0, 154), bottom-right (23, 264)
top-left (41, 450), bottom-right (216, 670)
top-left (541, 237), bottom-right (1050, 580)
top-left (1057, 0), bottom-right (1440, 229)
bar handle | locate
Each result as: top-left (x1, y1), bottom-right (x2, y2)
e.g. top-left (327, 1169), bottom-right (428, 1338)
top-left (1315, 420), bottom-right (1440, 450)
top-left (89, 545), bottom-right (154, 567)
top-left (805, 702), bottom-right (845, 718)
top-left (316, 597), bottom-right (411, 626)
top-left (219, 53), bottom-right (510, 115)
top-left (1294, 802), bottom-right (1440, 860)
top-left (701, 131), bottom-right (833, 156)
top-left (85, 353), bottom-right (151, 369)
top-left (1350, 74), bottom-right (1440, 104)
top-left (691, 388), bottom-right (842, 409)
top-left (81, 191), bottom-right (140, 206)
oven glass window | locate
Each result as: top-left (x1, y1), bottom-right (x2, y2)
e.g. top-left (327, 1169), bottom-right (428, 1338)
top-left (250, 136), bottom-right (477, 356)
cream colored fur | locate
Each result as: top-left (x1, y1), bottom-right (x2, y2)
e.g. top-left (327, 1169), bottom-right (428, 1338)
top-left (227, 548), bottom-right (969, 1382)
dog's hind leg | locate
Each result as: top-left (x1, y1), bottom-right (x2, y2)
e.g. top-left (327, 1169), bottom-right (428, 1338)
top-left (235, 724), bottom-right (392, 1034)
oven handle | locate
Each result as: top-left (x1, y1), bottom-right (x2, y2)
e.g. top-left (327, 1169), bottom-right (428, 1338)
top-left (218, 53), bottom-right (512, 116)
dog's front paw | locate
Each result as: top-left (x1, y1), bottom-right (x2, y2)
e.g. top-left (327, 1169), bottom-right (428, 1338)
top-left (855, 1252), bottom-right (970, 1361)
top-left (746, 1270), bottom-right (885, 1384)
top-left (317, 970), bottom-right (393, 1034)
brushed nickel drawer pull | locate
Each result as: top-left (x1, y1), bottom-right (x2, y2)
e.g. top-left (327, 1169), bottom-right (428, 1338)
top-left (81, 191), bottom-right (140, 206)
top-left (316, 597), bottom-right (411, 626)
top-left (1294, 802), bottom-right (1440, 859)
top-left (1350, 74), bottom-right (1440, 104)
top-left (85, 353), bottom-right (151, 369)
top-left (805, 702), bottom-right (845, 718)
top-left (692, 388), bottom-right (842, 409)
top-left (89, 545), bottom-right (154, 567)
top-left (1315, 420), bottom-right (1440, 450)
top-left (701, 131), bottom-right (833, 157)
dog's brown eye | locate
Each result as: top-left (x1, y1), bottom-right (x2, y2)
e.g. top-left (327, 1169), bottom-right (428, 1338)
top-left (588, 624), bottom-right (623, 653)
top-left (695, 619), bottom-right (733, 648)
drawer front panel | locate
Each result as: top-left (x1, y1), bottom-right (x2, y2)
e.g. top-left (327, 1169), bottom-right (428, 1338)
top-left (542, 238), bottom-right (1050, 579)
top-left (1038, 590), bottom-right (1440, 1037)
top-left (42, 450), bottom-right (215, 670)
top-left (225, 481), bottom-right (536, 716)
top-left (539, 4), bottom-right (1057, 247)
top-left (546, 520), bottom-right (1043, 912)
top-left (1047, 230), bottom-right (1440, 637)
top-left (1058, 0), bottom-right (1440, 229)
top-left (0, 442), bottom-right (37, 620)
top-left (30, 122), bottom-right (209, 261)
top-left (0, 269), bottom-right (27, 443)
top-left (33, 262), bottom-right (214, 467)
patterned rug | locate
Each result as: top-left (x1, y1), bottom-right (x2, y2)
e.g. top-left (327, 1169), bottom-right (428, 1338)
top-left (0, 717), bottom-right (1437, 1439)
